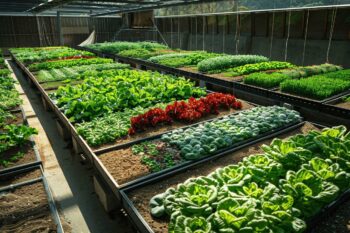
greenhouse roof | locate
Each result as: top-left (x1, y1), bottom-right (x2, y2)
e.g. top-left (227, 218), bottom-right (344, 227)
top-left (24, 0), bottom-right (228, 16)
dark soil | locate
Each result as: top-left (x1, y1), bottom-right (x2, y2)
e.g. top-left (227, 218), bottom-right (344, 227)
top-left (312, 198), bottom-right (350, 233)
top-left (0, 142), bottom-right (37, 170)
top-left (0, 182), bottom-right (57, 233)
top-left (0, 168), bottom-right (42, 188)
top-left (127, 122), bottom-right (320, 233)
top-left (93, 101), bottom-right (254, 151)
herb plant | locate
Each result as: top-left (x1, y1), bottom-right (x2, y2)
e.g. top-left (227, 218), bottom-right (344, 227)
top-left (243, 72), bottom-right (291, 88)
top-left (29, 57), bottom-right (113, 71)
top-left (197, 55), bottom-right (269, 73)
top-left (226, 61), bottom-right (295, 76)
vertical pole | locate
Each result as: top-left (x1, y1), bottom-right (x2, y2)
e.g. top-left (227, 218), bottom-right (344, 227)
top-left (57, 11), bottom-right (64, 45)
top-left (195, 17), bottom-right (198, 50)
top-left (202, 16), bottom-right (205, 51)
top-left (170, 18), bottom-right (173, 48)
top-left (36, 16), bottom-right (43, 46)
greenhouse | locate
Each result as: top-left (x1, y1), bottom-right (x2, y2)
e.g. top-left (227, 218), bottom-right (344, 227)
top-left (0, 0), bottom-right (349, 233)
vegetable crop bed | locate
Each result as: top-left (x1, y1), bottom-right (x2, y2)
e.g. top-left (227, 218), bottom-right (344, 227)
top-left (0, 61), bottom-right (38, 171)
top-left (36, 62), bottom-right (130, 83)
top-left (280, 70), bottom-right (350, 100)
top-left (11, 46), bottom-right (255, 154)
top-left (10, 46), bottom-right (95, 64)
top-left (123, 122), bottom-right (350, 233)
top-left (78, 94), bottom-right (250, 148)
top-left (98, 106), bottom-right (301, 185)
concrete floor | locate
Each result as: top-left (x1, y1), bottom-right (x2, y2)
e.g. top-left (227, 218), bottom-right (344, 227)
top-left (9, 60), bottom-right (135, 233)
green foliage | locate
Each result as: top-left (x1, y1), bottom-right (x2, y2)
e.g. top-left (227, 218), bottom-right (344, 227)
top-left (0, 88), bottom-right (22, 110)
top-left (37, 62), bottom-right (130, 82)
top-left (148, 51), bottom-right (220, 68)
top-left (0, 68), bottom-right (10, 77)
top-left (280, 75), bottom-right (350, 100)
top-left (51, 69), bottom-right (206, 122)
top-left (243, 72), bottom-right (291, 88)
top-left (118, 48), bottom-right (156, 59)
top-left (29, 58), bottom-right (113, 71)
top-left (150, 125), bottom-right (350, 232)
top-left (10, 46), bottom-right (94, 63)
top-left (76, 103), bottom-right (167, 146)
top-left (0, 124), bottom-right (38, 153)
top-left (279, 63), bottom-right (343, 79)
top-left (227, 61), bottom-right (295, 76)
top-left (86, 41), bottom-right (168, 54)
top-left (197, 54), bottom-right (269, 73)
top-left (0, 76), bottom-right (16, 90)
top-left (161, 106), bottom-right (301, 160)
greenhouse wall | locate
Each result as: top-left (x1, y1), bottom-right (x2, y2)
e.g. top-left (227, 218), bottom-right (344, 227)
top-left (0, 16), bottom-right (121, 48)
top-left (113, 7), bottom-right (348, 68)
top-left (150, 8), bottom-right (350, 67)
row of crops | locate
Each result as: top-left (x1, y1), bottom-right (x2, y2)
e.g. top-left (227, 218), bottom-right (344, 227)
top-left (148, 125), bottom-right (350, 233)
top-left (0, 50), bottom-right (38, 170)
top-left (0, 52), bottom-right (62, 232)
top-left (86, 41), bottom-right (350, 103)
top-left (10, 45), bottom-right (350, 233)
top-left (10, 46), bottom-right (249, 150)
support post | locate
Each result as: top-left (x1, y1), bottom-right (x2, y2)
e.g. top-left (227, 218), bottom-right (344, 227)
top-left (56, 11), bottom-right (64, 45)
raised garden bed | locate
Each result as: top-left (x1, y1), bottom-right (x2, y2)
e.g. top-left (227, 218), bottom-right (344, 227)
top-left (0, 176), bottom-right (64, 232)
top-left (120, 122), bottom-right (350, 233)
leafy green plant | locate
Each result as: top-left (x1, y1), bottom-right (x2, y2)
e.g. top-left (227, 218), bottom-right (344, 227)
top-left (0, 124), bottom-right (38, 153)
top-left (161, 106), bottom-right (301, 160)
top-left (149, 125), bottom-right (350, 233)
top-left (37, 62), bottom-right (130, 82)
top-left (227, 61), bottom-right (295, 76)
top-left (0, 68), bottom-right (10, 77)
top-left (279, 63), bottom-right (343, 79)
top-left (0, 88), bottom-right (22, 110)
top-left (76, 103), bottom-right (167, 146)
top-left (148, 51), bottom-right (220, 68)
top-left (52, 69), bottom-right (206, 122)
top-left (10, 47), bottom-right (94, 63)
top-left (197, 55), bottom-right (269, 73)
top-left (280, 169), bottom-right (339, 218)
top-left (86, 41), bottom-right (168, 54)
top-left (29, 58), bottom-right (113, 71)
top-left (243, 72), bottom-right (291, 88)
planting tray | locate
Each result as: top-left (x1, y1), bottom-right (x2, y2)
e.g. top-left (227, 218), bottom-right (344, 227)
top-left (118, 121), bottom-right (349, 233)
top-left (0, 166), bottom-right (64, 233)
